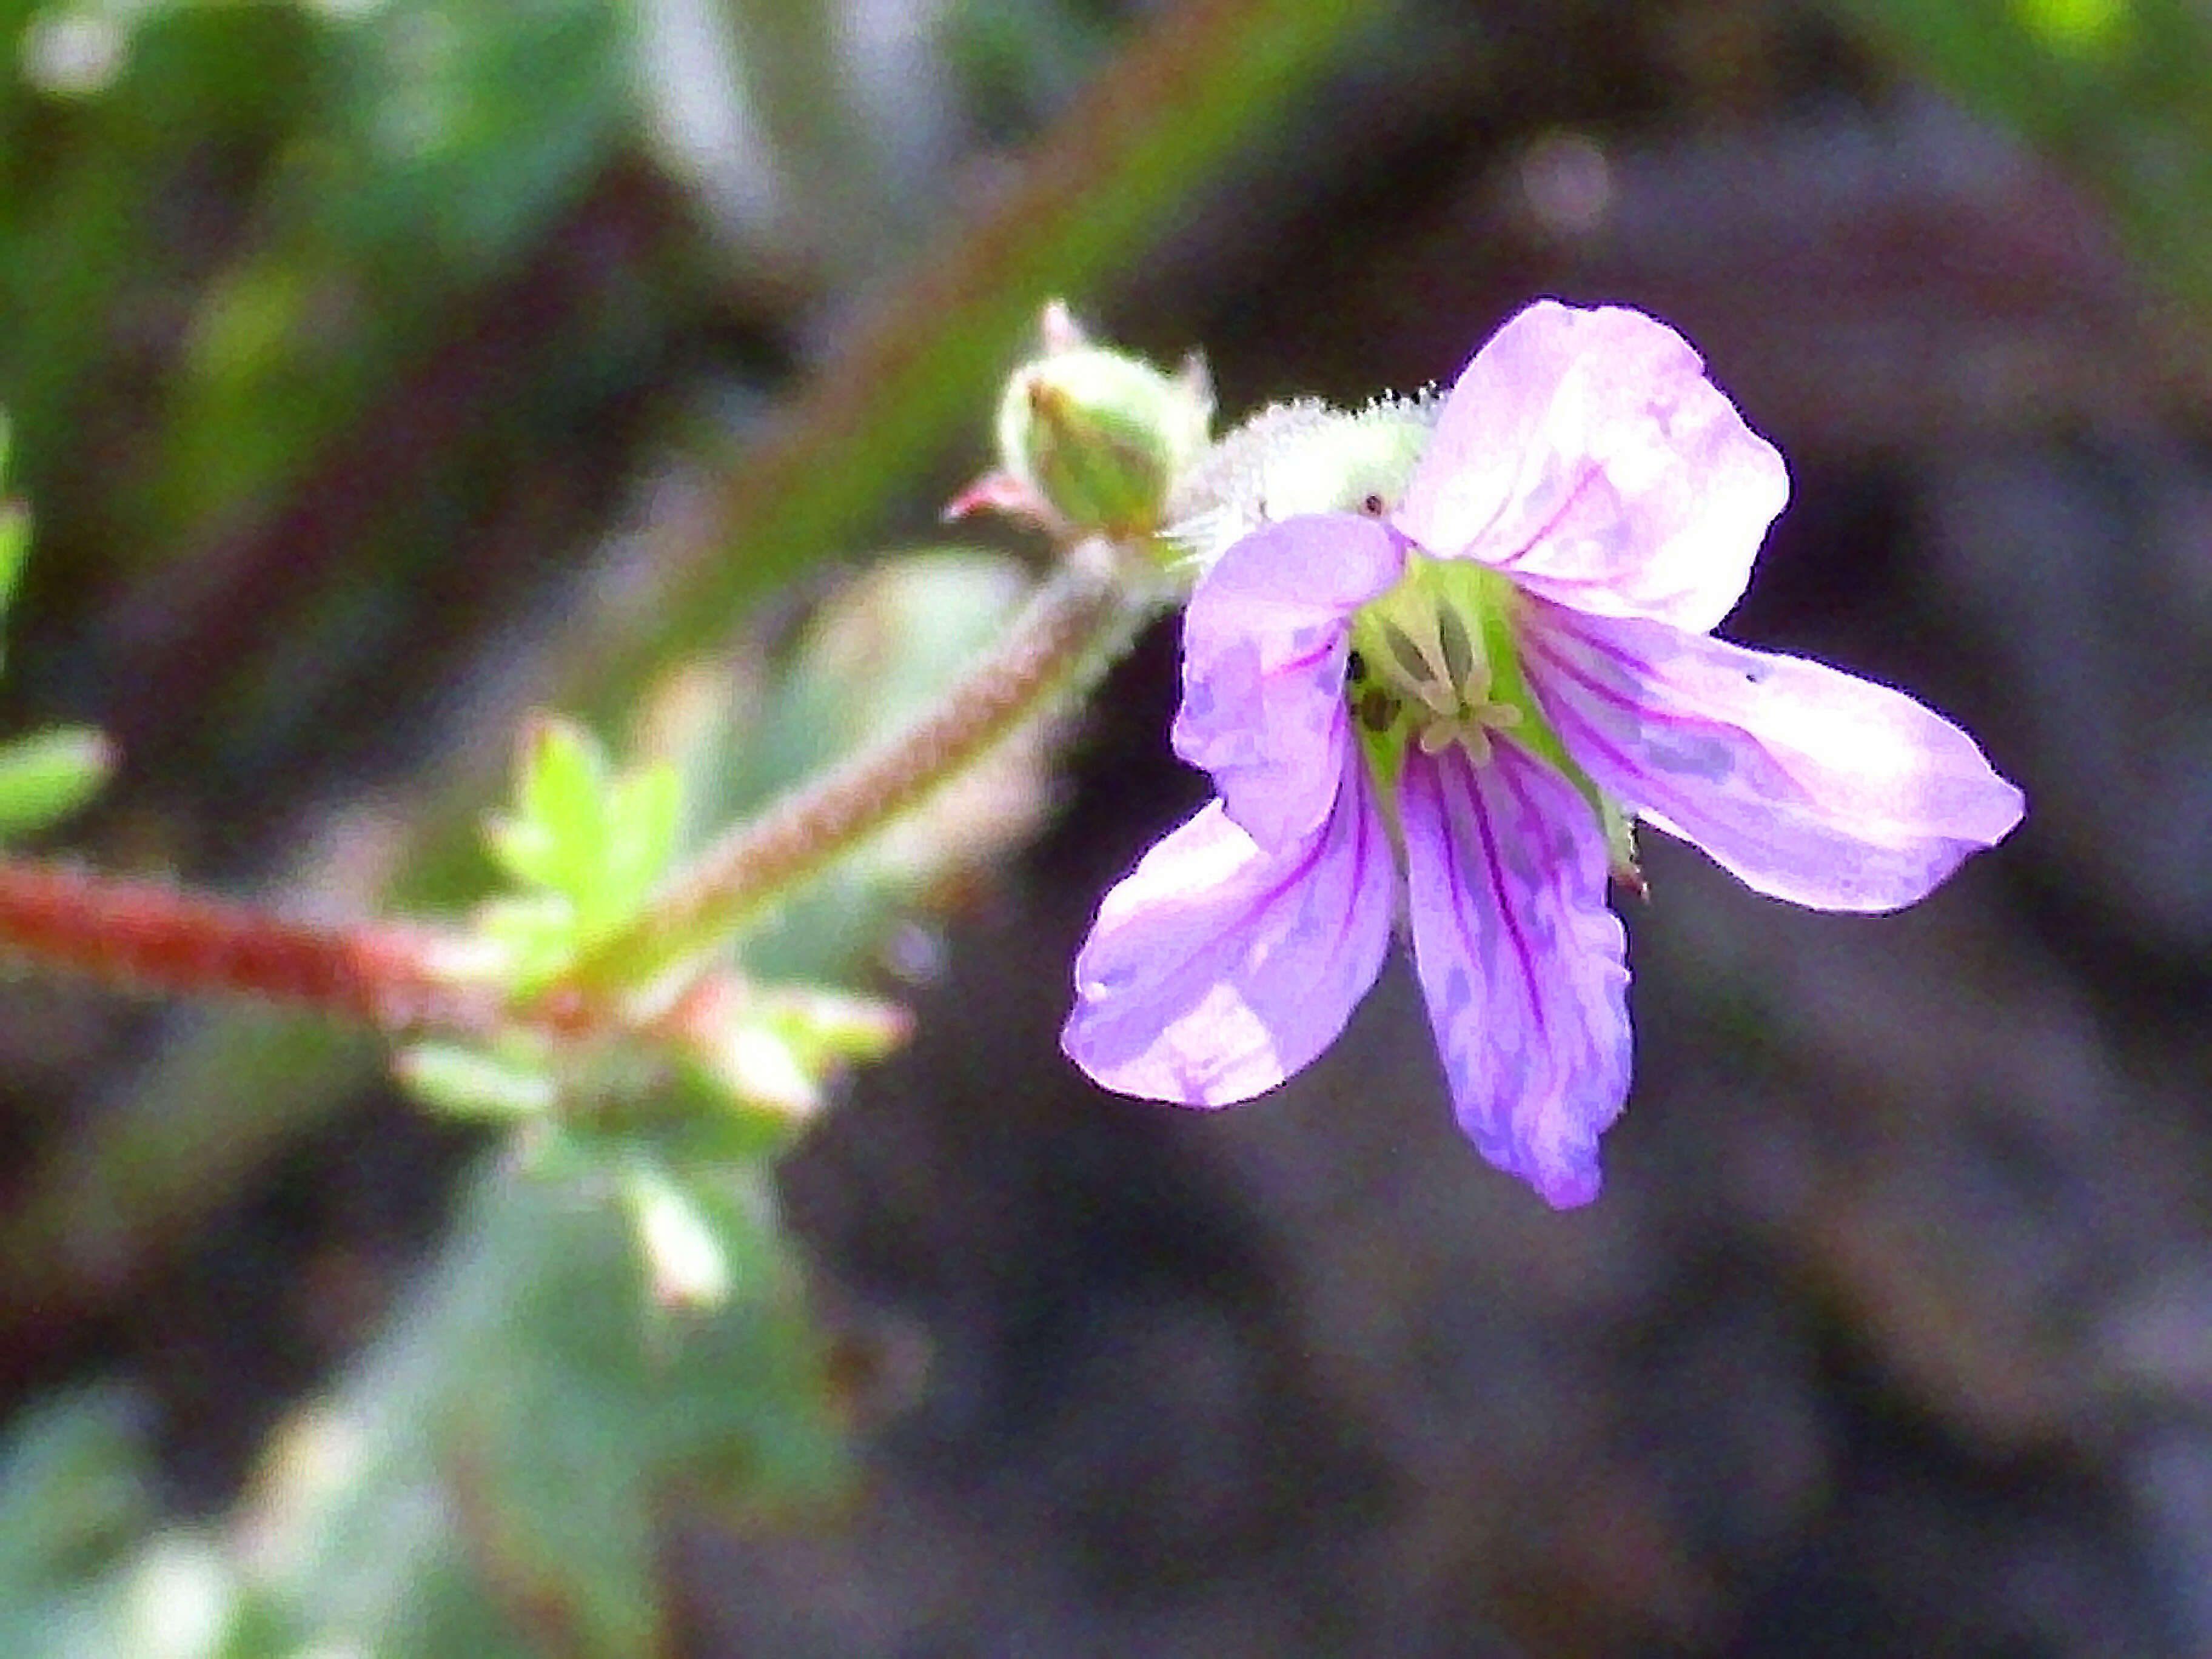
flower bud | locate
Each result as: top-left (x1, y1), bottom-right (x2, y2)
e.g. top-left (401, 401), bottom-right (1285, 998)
top-left (964, 304), bottom-right (1212, 541)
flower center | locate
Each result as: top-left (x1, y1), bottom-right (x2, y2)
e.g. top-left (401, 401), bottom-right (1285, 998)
top-left (1344, 549), bottom-right (1646, 893)
top-left (1346, 555), bottom-right (1527, 767)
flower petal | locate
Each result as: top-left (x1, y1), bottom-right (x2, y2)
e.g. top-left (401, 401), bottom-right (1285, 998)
top-left (1401, 740), bottom-right (1631, 1208)
top-left (1063, 778), bottom-right (1396, 1108)
top-left (1173, 513), bottom-right (1403, 850)
top-left (1521, 606), bottom-right (2027, 912)
top-left (1394, 300), bottom-right (1788, 633)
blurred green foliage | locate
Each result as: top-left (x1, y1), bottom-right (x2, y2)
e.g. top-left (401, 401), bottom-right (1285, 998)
top-left (0, 417), bottom-right (110, 835)
top-left (1846, 0), bottom-right (2212, 313)
top-left (309, 541), bottom-right (1050, 1655)
top-left (1, 0), bottom-right (634, 531)
top-left (250, 1151), bottom-right (846, 1658)
top-left (0, 1389), bottom-right (243, 1659)
top-left (4, 0), bottom-right (1155, 1648)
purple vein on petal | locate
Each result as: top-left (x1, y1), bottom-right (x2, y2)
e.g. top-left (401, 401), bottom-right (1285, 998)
top-left (1270, 636), bottom-right (1339, 682)
top-left (1067, 746), bottom-right (1397, 1108)
top-left (1459, 744), bottom-right (1550, 1041)
top-left (1485, 458), bottom-right (1604, 575)
top-left (1401, 738), bottom-right (1628, 1206)
top-left (1519, 607), bottom-right (2023, 914)
top-left (1519, 627), bottom-right (1766, 827)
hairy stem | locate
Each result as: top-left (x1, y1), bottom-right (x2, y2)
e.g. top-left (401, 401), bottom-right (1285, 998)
top-left (0, 862), bottom-right (444, 1018)
top-left (0, 863), bottom-right (602, 1039)
top-left (564, 542), bottom-right (1144, 994)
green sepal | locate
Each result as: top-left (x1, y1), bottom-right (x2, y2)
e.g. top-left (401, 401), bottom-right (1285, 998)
top-left (0, 728), bottom-right (112, 842)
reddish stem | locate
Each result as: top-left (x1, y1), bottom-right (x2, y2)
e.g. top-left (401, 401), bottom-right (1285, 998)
top-left (0, 860), bottom-right (497, 1033)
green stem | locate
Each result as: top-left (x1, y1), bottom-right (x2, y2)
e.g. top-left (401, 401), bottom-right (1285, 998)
top-left (565, 542), bottom-right (1145, 995)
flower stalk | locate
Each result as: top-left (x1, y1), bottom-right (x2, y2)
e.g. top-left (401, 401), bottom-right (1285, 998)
top-left (0, 860), bottom-right (501, 1033)
top-left (558, 539), bottom-right (1147, 999)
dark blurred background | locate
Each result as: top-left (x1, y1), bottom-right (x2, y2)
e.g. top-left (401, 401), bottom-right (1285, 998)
top-left (4, 1), bottom-right (2211, 1654)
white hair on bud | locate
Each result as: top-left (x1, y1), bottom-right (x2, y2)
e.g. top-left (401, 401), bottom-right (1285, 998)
top-left (1162, 392), bottom-right (1443, 572)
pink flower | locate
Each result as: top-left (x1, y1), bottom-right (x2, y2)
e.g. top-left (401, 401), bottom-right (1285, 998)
top-left (1061, 301), bottom-right (2025, 1207)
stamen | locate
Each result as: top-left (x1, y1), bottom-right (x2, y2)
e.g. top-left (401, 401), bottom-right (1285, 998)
top-left (1380, 620), bottom-right (1433, 689)
top-left (1437, 605), bottom-right (1476, 689)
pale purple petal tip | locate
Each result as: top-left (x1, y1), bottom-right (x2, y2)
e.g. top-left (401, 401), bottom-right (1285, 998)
top-left (1173, 515), bottom-right (1403, 851)
top-left (1063, 776), bottom-right (1396, 1109)
top-left (1400, 740), bottom-right (1632, 1208)
top-left (1395, 300), bottom-right (1788, 634)
top-left (1524, 606), bottom-right (2026, 913)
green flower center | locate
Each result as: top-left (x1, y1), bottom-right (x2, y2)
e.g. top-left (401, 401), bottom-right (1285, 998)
top-left (1346, 554), bottom-right (1535, 780)
top-left (1345, 551), bottom-right (1643, 884)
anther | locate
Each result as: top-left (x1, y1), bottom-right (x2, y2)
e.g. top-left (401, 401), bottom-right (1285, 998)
top-left (1436, 606), bottom-right (1476, 689)
top-left (1380, 620), bottom-right (1432, 689)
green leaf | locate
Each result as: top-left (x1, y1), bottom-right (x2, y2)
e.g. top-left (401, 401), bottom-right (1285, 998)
top-left (474, 891), bottom-right (579, 991)
top-left (514, 714), bottom-right (611, 900)
top-left (310, 0), bottom-right (636, 283)
top-left (0, 728), bottom-right (112, 841)
top-left (596, 757), bottom-right (683, 928)
top-left (0, 1387), bottom-right (152, 1592)
top-left (674, 980), bottom-right (910, 1116)
top-left (617, 1148), bottom-right (732, 1311)
top-left (652, 1061), bottom-right (822, 1165)
top-left (394, 1042), bottom-right (557, 1125)
top-left (0, 1386), bottom-right (261, 1659)
top-left (479, 716), bottom-right (689, 993)
top-left (252, 1156), bottom-right (848, 1657)
top-left (478, 806), bottom-right (561, 897)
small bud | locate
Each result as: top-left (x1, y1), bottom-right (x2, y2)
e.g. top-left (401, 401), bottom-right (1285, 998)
top-left (954, 304), bottom-right (1212, 541)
